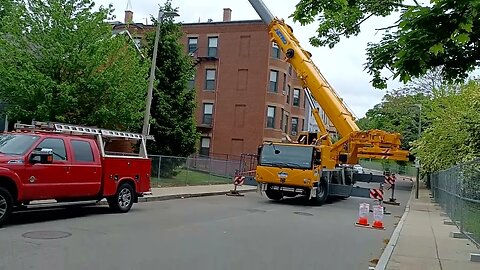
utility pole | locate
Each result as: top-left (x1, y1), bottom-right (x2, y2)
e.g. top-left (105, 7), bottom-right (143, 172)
top-left (415, 104), bottom-right (422, 199)
top-left (139, 8), bottom-right (178, 156)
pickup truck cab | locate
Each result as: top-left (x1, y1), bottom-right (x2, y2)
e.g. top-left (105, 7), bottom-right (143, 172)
top-left (0, 122), bottom-right (151, 226)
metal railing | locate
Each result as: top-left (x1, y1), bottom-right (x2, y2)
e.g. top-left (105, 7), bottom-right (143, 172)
top-left (431, 158), bottom-right (480, 247)
top-left (149, 155), bottom-right (240, 188)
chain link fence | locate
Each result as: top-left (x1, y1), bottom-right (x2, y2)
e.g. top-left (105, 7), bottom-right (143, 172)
top-left (431, 158), bottom-right (480, 247)
top-left (149, 155), bottom-right (240, 188)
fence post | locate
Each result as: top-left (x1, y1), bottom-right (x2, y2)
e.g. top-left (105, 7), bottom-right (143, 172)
top-left (157, 155), bottom-right (162, 180)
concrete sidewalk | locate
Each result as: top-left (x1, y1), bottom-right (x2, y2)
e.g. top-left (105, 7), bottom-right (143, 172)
top-left (381, 187), bottom-right (479, 270)
top-left (140, 184), bottom-right (257, 202)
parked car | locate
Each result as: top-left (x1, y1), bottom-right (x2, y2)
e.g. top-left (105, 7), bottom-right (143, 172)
top-left (353, 164), bottom-right (364, 174)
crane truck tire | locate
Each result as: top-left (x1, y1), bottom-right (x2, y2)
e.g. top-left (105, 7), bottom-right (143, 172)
top-left (0, 187), bottom-right (13, 227)
top-left (108, 183), bottom-right (134, 213)
top-left (265, 185), bottom-right (283, 201)
top-left (312, 180), bottom-right (329, 205)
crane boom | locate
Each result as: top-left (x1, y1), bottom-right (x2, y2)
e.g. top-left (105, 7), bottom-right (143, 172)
top-left (248, 0), bottom-right (409, 165)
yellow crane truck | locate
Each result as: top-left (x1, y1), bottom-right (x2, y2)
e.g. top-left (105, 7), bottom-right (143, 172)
top-left (248, 0), bottom-right (409, 204)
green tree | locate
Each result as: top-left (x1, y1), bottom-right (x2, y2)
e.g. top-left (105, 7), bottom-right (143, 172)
top-left (292, 0), bottom-right (480, 89)
top-left (145, 1), bottom-right (199, 158)
top-left (357, 89), bottom-right (431, 149)
top-left (0, 0), bottom-right (148, 130)
top-left (415, 80), bottom-right (480, 173)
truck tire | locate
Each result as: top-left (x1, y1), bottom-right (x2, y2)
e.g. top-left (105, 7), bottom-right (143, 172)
top-left (0, 187), bottom-right (13, 227)
top-left (108, 183), bottom-right (134, 213)
top-left (265, 185), bottom-right (283, 201)
top-left (312, 181), bottom-right (329, 205)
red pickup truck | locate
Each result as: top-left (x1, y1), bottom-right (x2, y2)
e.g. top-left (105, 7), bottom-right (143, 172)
top-left (0, 122), bottom-right (151, 226)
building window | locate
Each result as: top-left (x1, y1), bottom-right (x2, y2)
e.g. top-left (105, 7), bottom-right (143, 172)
top-left (271, 42), bottom-right (280, 59)
top-left (188, 37), bottom-right (198, 54)
top-left (208, 36), bottom-right (218, 57)
top-left (282, 73), bottom-right (287, 94)
top-left (200, 137), bottom-right (210, 156)
top-left (188, 73), bottom-right (195, 90)
top-left (202, 103), bottom-right (213, 125)
top-left (269, 70), bottom-right (278, 92)
top-left (288, 64), bottom-right (292, 76)
top-left (284, 114), bottom-right (289, 133)
top-left (280, 108), bottom-right (284, 131)
top-left (293, 88), bottom-right (300, 106)
top-left (205, 69), bottom-right (216, 90)
top-left (266, 106), bottom-right (275, 128)
top-left (303, 91), bottom-right (307, 108)
top-left (291, 117), bottom-right (298, 135)
top-left (286, 85), bottom-right (291, 104)
top-left (133, 37), bottom-right (142, 49)
top-left (302, 119), bottom-right (305, 131)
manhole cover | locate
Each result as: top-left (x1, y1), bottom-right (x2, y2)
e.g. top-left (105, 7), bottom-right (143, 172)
top-left (22, 231), bottom-right (72, 240)
top-left (293, 211), bottom-right (313, 216)
top-left (245, 208), bottom-right (267, 213)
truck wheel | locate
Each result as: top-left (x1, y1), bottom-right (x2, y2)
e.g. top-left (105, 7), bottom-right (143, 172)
top-left (0, 187), bottom-right (13, 227)
top-left (265, 185), bottom-right (283, 201)
top-left (108, 183), bottom-right (134, 213)
top-left (312, 181), bottom-right (329, 205)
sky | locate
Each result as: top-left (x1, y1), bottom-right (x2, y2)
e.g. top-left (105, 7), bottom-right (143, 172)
top-left (94, 0), bottom-right (405, 118)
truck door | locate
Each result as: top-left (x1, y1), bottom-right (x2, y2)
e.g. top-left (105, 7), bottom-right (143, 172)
top-left (66, 139), bottom-right (102, 197)
top-left (24, 137), bottom-right (70, 200)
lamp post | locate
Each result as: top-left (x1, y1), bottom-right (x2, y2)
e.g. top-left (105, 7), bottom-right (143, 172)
top-left (140, 9), bottom-right (179, 155)
top-left (414, 103), bottom-right (422, 199)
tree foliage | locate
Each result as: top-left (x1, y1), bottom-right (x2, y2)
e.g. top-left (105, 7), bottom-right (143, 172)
top-left (292, 0), bottom-right (480, 89)
top-left (357, 71), bottom-right (438, 149)
top-left (415, 80), bottom-right (480, 173)
top-left (146, 1), bottom-right (199, 157)
top-left (0, 0), bottom-right (148, 130)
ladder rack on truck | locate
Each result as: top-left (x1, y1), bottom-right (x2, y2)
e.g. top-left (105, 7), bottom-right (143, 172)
top-left (14, 121), bottom-right (153, 158)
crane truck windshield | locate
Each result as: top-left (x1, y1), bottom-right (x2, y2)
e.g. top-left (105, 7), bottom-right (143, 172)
top-left (259, 144), bottom-right (314, 169)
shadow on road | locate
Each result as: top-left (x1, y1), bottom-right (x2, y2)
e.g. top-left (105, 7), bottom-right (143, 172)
top-left (6, 205), bottom-right (143, 227)
top-left (265, 195), bottom-right (344, 207)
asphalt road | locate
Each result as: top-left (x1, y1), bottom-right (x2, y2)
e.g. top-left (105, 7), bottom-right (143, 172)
top-left (0, 180), bottom-right (412, 270)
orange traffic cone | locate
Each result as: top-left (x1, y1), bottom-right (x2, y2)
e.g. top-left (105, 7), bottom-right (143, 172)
top-left (355, 203), bottom-right (370, 227)
top-left (372, 205), bottom-right (385, 229)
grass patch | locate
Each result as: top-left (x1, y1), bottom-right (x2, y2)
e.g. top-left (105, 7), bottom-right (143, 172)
top-left (151, 169), bottom-right (231, 187)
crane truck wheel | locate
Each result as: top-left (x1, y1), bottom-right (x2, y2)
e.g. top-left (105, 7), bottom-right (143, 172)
top-left (265, 185), bottom-right (283, 201)
top-left (312, 181), bottom-right (329, 205)
top-left (0, 187), bottom-right (13, 227)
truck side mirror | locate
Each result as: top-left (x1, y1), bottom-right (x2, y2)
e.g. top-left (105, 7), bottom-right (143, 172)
top-left (257, 146), bottom-right (262, 157)
top-left (30, 149), bottom-right (54, 164)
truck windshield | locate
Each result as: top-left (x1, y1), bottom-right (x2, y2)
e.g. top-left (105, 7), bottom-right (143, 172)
top-left (259, 144), bottom-right (314, 169)
top-left (0, 134), bottom-right (40, 155)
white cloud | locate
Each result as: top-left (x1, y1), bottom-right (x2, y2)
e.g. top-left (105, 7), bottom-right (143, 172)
top-left (95, 0), bottom-right (405, 117)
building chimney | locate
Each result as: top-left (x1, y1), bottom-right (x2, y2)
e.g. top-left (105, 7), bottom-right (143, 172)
top-left (223, 8), bottom-right (232, 22)
top-left (124, 10), bottom-right (133, 23)
top-left (124, 0), bottom-right (133, 23)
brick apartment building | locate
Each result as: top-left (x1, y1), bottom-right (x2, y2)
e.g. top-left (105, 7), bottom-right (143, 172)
top-left (112, 7), bottom-right (336, 159)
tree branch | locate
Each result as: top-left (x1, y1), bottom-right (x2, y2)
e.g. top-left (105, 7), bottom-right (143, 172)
top-left (341, 13), bottom-right (374, 35)
top-left (375, 24), bottom-right (399, 31)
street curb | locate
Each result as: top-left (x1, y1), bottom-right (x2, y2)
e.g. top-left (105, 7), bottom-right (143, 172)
top-left (375, 185), bottom-right (415, 270)
top-left (98, 188), bottom-right (257, 205)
